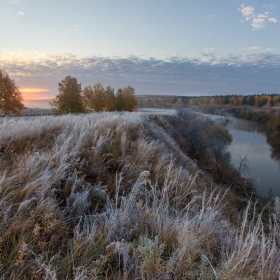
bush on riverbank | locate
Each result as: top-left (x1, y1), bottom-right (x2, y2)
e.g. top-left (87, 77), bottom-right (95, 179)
top-left (151, 110), bottom-right (258, 201)
top-left (0, 111), bottom-right (279, 279)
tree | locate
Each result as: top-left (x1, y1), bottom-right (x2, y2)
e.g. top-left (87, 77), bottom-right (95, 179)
top-left (83, 85), bottom-right (94, 109)
top-left (83, 83), bottom-right (137, 112)
top-left (0, 70), bottom-right (25, 116)
top-left (115, 85), bottom-right (138, 112)
top-left (83, 83), bottom-right (115, 112)
top-left (105, 86), bottom-right (115, 112)
top-left (51, 75), bottom-right (86, 114)
top-left (176, 97), bottom-right (183, 106)
top-left (84, 83), bottom-right (107, 112)
top-left (115, 88), bottom-right (124, 111)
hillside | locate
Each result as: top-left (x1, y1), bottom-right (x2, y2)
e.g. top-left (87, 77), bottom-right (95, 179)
top-left (0, 111), bottom-right (279, 279)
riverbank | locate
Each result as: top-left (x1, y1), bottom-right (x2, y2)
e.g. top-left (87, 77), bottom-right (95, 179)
top-left (192, 104), bottom-right (280, 136)
top-left (195, 106), bottom-right (280, 199)
top-left (225, 117), bottom-right (280, 198)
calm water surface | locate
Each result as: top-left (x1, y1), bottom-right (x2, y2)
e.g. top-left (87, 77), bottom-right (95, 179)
top-left (225, 117), bottom-right (280, 197)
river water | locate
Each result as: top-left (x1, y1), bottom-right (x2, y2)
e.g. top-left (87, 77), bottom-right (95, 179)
top-left (225, 116), bottom-right (280, 198)
top-left (142, 109), bottom-right (280, 197)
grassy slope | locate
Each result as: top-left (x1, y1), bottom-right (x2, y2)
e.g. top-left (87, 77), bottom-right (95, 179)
top-left (0, 112), bottom-right (279, 279)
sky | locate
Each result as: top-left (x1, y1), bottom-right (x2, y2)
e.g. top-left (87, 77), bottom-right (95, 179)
top-left (1, 0), bottom-right (280, 104)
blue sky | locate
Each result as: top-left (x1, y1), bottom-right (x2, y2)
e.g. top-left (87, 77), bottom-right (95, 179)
top-left (0, 0), bottom-right (280, 99)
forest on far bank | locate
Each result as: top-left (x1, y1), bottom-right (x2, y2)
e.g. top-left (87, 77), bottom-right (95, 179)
top-left (137, 94), bottom-right (280, 136)
top-left (137, 93), bottom-right (280, 108)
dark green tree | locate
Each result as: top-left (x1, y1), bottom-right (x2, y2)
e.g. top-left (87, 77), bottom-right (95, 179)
top-left (51, 75), bottom-right (86, 114)
top-left (0, 70), bottom-right (25, 116)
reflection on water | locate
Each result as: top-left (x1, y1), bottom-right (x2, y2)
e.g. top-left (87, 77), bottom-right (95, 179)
top-left (226, 117), bottom-right (280, 197)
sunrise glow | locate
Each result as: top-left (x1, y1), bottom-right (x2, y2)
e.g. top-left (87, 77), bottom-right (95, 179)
top-left (20, 88), bottom-right (49, 93)
top-left (20, 88), bottom-right (52, 100)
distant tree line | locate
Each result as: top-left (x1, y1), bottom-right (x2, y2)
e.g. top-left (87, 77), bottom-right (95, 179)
top-left (0, 71), bottom-right (138, 116)
top-left (51, 75), bottom-right (138, 115)
top-left (137, 94), bottom-right (280, 108)
top-left (195, 104), bottom-right (280, 137)
top-left (187, 94), bottom-right (280, 107)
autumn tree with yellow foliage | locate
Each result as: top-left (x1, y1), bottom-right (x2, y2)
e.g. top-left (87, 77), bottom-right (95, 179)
top-left (0, 70), bottom-right (25, 116)
top-left (51, 75), bottom-right (86, 114)
top-left (83, 84), bottom-right (117, 112)
top-left (83, 83), bottom-right (137, 112)
top-left (83, 83), bottom-right (107, 112)
top-left (51, 76), bottom-right (138, 114)
top-left (105, 86), bottom-right (115, 112)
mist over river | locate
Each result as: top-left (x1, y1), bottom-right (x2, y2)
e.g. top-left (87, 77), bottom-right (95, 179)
top-left (225, 116), bottom-right (280, 198)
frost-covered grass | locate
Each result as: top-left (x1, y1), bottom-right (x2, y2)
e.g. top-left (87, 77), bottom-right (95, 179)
top-left (0, 112), bottom-right (279, 279)
top-left (138, 108), bottom-right (176, 115)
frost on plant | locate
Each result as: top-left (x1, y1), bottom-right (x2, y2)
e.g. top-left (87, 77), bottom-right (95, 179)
top-left (0, 111), bottom-right (279, 279)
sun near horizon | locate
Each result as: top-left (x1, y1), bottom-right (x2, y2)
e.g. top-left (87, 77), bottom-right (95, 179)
top-left (20, 88), bottom-right (53, 100)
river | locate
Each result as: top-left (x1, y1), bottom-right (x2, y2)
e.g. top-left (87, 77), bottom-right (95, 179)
top-left (224, 116), bottom-right (280, 198)
top-left (139, 109), bottom-right (280, 197)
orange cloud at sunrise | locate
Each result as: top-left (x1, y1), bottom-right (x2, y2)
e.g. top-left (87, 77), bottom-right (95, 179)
top-left (20, 88), bottom-right (52, 100)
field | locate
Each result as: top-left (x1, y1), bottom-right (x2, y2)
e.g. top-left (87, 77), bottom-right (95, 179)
top-left (0, 111), bottom-right (279, 279)
top-left (0, 108), bottom-right (53, 117)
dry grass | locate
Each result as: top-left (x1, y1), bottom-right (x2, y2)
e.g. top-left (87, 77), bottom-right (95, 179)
top-left (0, 108), bottom-right (53, 117)
top-left (0, 112), bottom-right (279, 279)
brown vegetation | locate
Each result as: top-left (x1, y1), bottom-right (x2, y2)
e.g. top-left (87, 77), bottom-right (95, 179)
top-left (0, 111), bottom-right (279, 279)
top-left (0, 70), bottom-right (25, 116)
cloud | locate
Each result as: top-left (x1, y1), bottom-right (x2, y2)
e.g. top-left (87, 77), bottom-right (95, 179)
top-left (238, 4), bottom-right (254, 21)
top-left (18, 11), bottom-right (24, 15)
top-left (248, 46), bottom-right (259, 51)
top-left (252, 13), bottom-right (269, 29)
top-left (203, 48), bottom-right (215, 56)
top-left (201, 14), bottom-right (214, 19)
top-left (268, 17), bottom-right (278, 23)
top-left (21, 88), bottom-right (50, 93)
top-left (238, 4), bottom-right (278, 29)
top-left (1, 51), bottom-right (280, 96)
